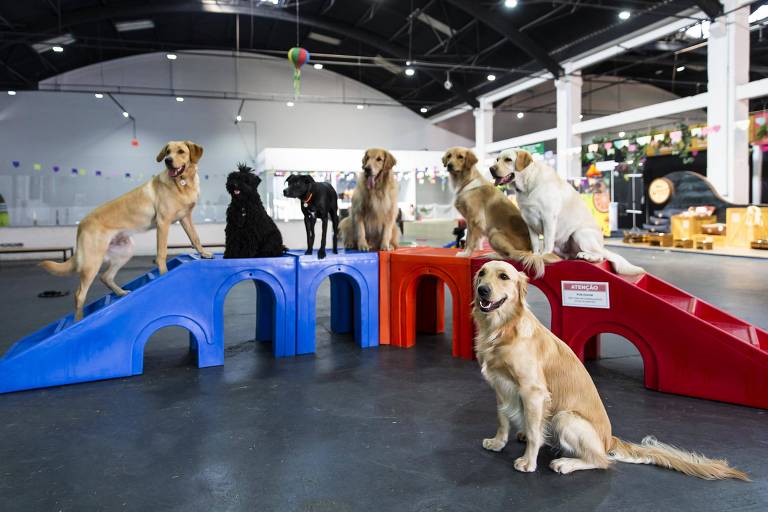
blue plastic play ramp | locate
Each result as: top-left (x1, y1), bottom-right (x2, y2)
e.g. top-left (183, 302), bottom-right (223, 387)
top-left (289, 249), bottom-right (379, 355)
top-left (0, 254), bottom-right (297, 394)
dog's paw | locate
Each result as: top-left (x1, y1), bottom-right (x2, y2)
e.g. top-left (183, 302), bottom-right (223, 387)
top-left (482, 438), bottom-right (507, 452)
top-left (304, 249), bottom-right (313, 256)
top-left (380, 243), bottom-right (393, 251)
top-left (513, 457), bottom-right (537, 473)
top-left (317, 249), bottom-right (327, 259)
top-left (549, 458), bottom-right (579, 475)
top-left (158, 267), bottom-right (168, 275)
top-left (576, 251), bottom-right (603, 263)
top-left (516, 432), bottom-right (527, 443)
top-left (456, 250), bottom-right (471, 258)
top-left (358, 241), bottom-right (370, 252)
top-left (200, 251), bottom-right (214, 259)
top-left (332, 249), bottom-right (339, 254)
top-left (115, 289), bottom-right (131, 297)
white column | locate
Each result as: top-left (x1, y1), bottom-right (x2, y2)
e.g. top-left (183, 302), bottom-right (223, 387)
top-left (556, 73), bottom-right (582, 179)
top-left (707, 0), bottom-right (750, 203)
top-left (474, 99), bottom-right (494, 165)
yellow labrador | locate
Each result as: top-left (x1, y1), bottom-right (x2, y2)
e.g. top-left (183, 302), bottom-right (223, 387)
top-left (472, 260), bottom-right (748, 480)
top-left (41, 141), bottom-right (213, 320)
top-left (444, 147), bottom-right (558, 278)
top-left (339, 148), bottom-right (399, 251)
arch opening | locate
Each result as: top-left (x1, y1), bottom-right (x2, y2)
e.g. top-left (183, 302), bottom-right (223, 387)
top-left (412, 275), bottom-right (455, 354)
top-left (317, 272), bottom-right (364, 352)
top-left (140, 325), bottom-right (197, 373)
top-left (525, 284), bottom-right (552, 330)
top-left (583, 333), bottom-right (647, 388)
top-left (222, 279), bottom-right (278, 359)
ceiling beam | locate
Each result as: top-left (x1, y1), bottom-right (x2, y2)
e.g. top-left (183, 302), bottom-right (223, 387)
top-left (9, 0), bottom-right (478, 108)
top-left (693, 0), bottom-right (724, 19)
top-left (442, 0), bottom-right (563, 78)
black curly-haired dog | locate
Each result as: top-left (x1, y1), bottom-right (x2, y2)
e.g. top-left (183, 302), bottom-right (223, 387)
top-left (283, 174), bottom-right (339, 259)
top-left (224, 163), bottom-right (285, 259)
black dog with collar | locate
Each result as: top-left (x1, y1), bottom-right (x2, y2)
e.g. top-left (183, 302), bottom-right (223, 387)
top-left (283, 174), bottom-right (339, 259)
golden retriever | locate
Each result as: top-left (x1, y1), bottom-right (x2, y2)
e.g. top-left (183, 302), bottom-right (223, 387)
top-left (339, 148), bottom-right (399, 251)
top-left (472, 260), bottom-right (748, 480)
top-left (40, 141), bottom-right (213, 320)
top-left (443, 147), bottom-right (558, 278)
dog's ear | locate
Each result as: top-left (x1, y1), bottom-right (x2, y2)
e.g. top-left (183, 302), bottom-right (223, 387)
top-left (383, 150), bottom-right (397, 171)
top-left (464, 149), bottom-right (478, 171)
top-left (516, 272), bottom-right (529, 307)
top-left (442, 151), bottom-right (450, 167)
top-left (515, 150), bottom-right (533, 172)
top-left (155, 144), bottom-right (169, 163)
top-left (362, 151), bottom-right (369, 167)
top-left (186, 141), bottom-right (204, 163)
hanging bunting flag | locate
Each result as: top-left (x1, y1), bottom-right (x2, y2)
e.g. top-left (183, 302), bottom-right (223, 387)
top-left (79, 169), bottom-right (86, 176)
top-left (12, 161), bottom-right (20, 168)
top-left (95, 170), bottom-right (102, 176)
top-left (636, 135), bottom-right (652, 145)
top-left (287, 47), bottom-right (310, 97)
top-left (33, 163), bottom-right (42, 171)
top-left (587, 143), bottom-right (599, 153)
top-left (53, 165), bottom-right (60, 172)
top-left (690, 127), bottom-right (702, 137)
top-left (670, 130), bottom-right (682, 142)
top-left (653, 134), bottom-right (665, 142)
top-left (603, 142), bottom-right (613, 150)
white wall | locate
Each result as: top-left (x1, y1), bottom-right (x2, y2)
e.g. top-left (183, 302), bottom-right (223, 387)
top-left (0, 52), bottom-right (471, 227)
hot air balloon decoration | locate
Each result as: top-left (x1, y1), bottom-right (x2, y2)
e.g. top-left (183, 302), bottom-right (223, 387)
top-left (287, 47), bottom-right (310, 97)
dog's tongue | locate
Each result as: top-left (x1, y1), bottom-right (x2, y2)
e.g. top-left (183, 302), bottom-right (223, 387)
top-left (367, 175), bottom-right (375, 189)
top-left (494, 173), bottom-right (514, 187)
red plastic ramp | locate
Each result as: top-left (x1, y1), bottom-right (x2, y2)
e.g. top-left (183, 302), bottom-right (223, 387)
top-left (471, 257), bottom-right (768, 409)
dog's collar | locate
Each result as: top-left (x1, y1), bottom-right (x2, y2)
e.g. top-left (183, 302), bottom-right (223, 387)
top-left (302, 191), bottom-right (313, 208)
top-left (457, 178), bottom-right (483, 195)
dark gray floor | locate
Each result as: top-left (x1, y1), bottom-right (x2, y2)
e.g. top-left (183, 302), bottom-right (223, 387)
top-left (0, 248), bottom-right (766, 512)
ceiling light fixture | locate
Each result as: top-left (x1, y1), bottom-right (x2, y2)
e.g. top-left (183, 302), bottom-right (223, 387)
top-left (504, 0), bottom-right (518, 7)
top-left (420, 107), bottom-right (428, 113)
top-left (122, 111), bottom-right (130, 118)
top-left (166, 53), bottom-right (177, 60)
top-left (94, 93), bottom-right (104, 99)
top-left (7, 90), bottom-right (16, 96)
top-left (31, 34), bottom-right (75, 53)
top-left (114, 20), bottom-right (155, 32)
top-left (677, 65), bottom-right (686, 72)
top-left (618, 11), bottom-right (631, 21)
top-left (286, 101), bottom-right (295, 107)
top-left (517, 112), bottom-right (525, 119)
top-left (236, 114), bottom-right (242, 122)
top-left (176, 97), bottom-right (184, 102)
top-left (307, 32), bottom-right (342, 46)
top-left (313, 63), bottom-right (323, 70)
top-left (619, 131), bottom-right (626, 137)
top-left (405, 67), bottom-right (415, 77)
top-left (356, 104), bottom-right (365, 110)
top-left (487, 74), bottom-right (496, 81)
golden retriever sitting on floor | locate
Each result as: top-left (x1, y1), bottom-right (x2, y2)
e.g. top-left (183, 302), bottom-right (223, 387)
top-left (444, 147), bottom-right (558, 278)
top-left (339, 148), bottom-right (399, 251)
top-left (472, 260), bottom-right (748, 480)
top-left (40, 141), bottom-right (213, 321)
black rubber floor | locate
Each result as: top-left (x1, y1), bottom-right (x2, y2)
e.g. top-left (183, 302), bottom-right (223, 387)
top-left (0, 248), bottom-right (766, 511)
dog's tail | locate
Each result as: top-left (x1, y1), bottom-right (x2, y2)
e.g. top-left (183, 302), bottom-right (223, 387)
top-left (609, 436), bottom-right (749, 481)
top-left (598, 247), bottom-right (645, 276)
top-left (485, 249), bottom-right (560, 279)
top-left (39, 256), bottom-right (77, 276)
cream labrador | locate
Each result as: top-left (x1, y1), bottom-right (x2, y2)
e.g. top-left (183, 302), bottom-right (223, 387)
top-left (41, 141), bottom-right (213, 320)
top-left (472, 260), bottom-right (748, 480)
top-left (490, 149), bottom-right (644, 275)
